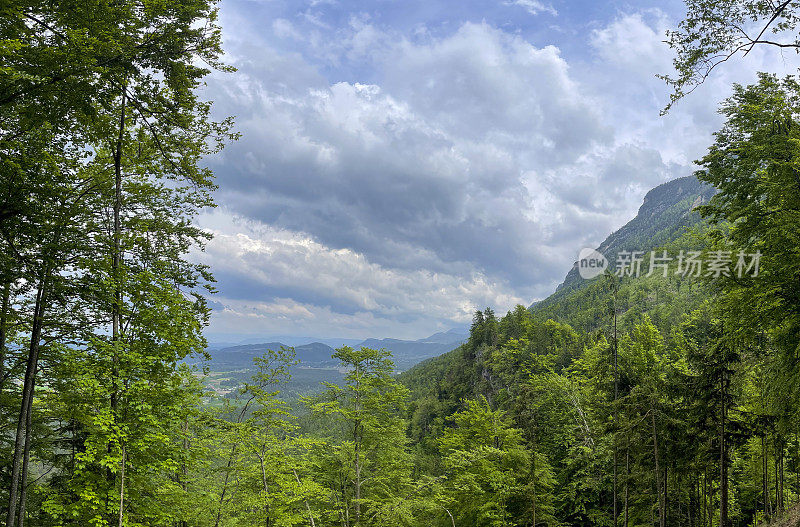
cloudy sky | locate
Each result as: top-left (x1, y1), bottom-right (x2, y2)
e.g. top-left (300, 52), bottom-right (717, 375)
top-left (196, 0), bottom-right (799, 341)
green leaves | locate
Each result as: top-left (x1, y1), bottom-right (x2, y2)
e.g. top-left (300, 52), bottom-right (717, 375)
top-left (694, 73), bottom-right (800, 415)
top-left (304, 346), bottom-right (413, 526)
top-left (0, 0), bottom-right (237, 521)
top-left (438, 398), bottom-right (530, 527)
top-left (661, 0), bottom-right (800, 112)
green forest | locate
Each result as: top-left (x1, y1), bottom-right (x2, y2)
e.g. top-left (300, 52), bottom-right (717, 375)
top-left (2, 0), bottom-right (800, 526)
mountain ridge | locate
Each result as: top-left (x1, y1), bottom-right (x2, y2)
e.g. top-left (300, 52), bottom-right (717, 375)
top-left (528, 174), bottom-right (715, 330)
top-left (203, 328), bottom-right (469, 372)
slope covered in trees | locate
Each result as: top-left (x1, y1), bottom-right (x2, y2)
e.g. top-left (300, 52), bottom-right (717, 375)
top-left (398, 74), bottom-right (800, 527)
top-left (529, 175), bottom-right (715, 334)
top-left (398, 177), bottom-right (721, 526)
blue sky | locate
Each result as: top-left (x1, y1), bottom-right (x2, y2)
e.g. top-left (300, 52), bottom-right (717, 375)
top-left (195, 0), bottom-right (800, 341)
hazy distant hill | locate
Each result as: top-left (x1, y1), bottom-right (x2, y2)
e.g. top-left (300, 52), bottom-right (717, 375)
top-left (203, 328), bottom-right (468, 372)
top-left (203, 342), bottom-right (339, 371)
top-left (416, 328), bottom-right (469, 344)
top-left (205, 336), bottom-right (362, 349)
top-left (356, 328), bottom-right (468, 369)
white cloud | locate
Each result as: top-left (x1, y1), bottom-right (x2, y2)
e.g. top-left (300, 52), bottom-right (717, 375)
top-left (197, 209), bottom-right (523, 338)
top-left (586, 10), bottom-right (800, 169)
top-left (272, 18), bottom-right (303, 41)
top-left (590, 10), bottom-right (671, 73)
top-left (506, 0), bottom-right (558, 17)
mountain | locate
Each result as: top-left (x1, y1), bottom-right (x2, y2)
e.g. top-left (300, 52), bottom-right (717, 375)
top-left (355, 328), bottom-right (468, 369)
top-left (549, 175), bottom-right (715, 297)
top-left (204, 341), bottom-right (338, 371)
top-left (528, 175), bottom-right (715, 333)
top-left (203, 328), bottom-right (468, 372)
top-left (417, 328), bottom-right (469, 344)
top-left (206, 335), bottom-right (363, 349)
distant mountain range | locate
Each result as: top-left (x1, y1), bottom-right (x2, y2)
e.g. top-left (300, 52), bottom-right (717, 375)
top-left (201, 328), bottom-right (469, 372)
top-left (205, 336), bottom-right (363, 351)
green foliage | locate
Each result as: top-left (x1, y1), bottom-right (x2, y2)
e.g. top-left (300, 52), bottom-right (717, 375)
top-left (305, 346), bottom-right (413, 527)
top-left (696, 73), bottom-right (800, 369)
top-left (438, 397), bottom-right (531, 527)
top-left (0, 0), bottom-right (236, 522)
top-left (661, 0), bottom-right (800, 112)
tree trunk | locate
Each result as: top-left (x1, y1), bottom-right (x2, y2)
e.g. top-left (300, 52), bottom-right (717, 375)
top-left (0, 282), bottom-right (10, 394)
top-left (110, 87), bottom-right (126, 416)
top-left (795, 428), bottom-right (799, 500)
top-left (531, 451), bottom-right (536, 527)
top-left (214, 442), bottom-right (238, 527)
top-left (663, 464), bottom-right (668, 527)
top-left (343, 482), bottom-right (350, 527)
top-left (118, 446), bottom-right (125, 527)
top-left (354, 363), bottom-right (361, 525)
top-left (354, 421), bottom-right (361, 525)
top-left (17, 388), bottom-right (33, 527)
top-left (774, 447), bottom-right (779, 514)
top-left (779, 445), bottom-right (784, 512)
top-left (292, 468), bottom-right (316, 527)
top-left (763, 434), bottom-right (770, 518)
top-left (612, 283), bottom-right (618, 527)
top-left (179, 420), bottom-right (189, 527)
top-left (6, 277), bottom-right (47, 527)
top-left (443, 508), bottom-right (455, 527)
top-left (652, 412), bottom-right (664, 527)
top-left (108, 86), bottom-right (126, 521)
top-left (720, 375), bottom-right (728, 527)
top-left (624, 445), bottom-right (629, 527)
top-left (258, 453), bottom-right (271, 526)
top-left (702, 470), bottom-right (706, 527)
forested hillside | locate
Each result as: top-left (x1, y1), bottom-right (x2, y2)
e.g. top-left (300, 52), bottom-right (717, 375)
top-left (399, 75), bottom-right (800, 527)
top-left (529, 175), bottom-right (715, 333)
top-left (398, 176), bottom-right (718, 526)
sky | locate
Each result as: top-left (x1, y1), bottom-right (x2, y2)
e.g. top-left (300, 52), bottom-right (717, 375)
top-left (195, 0), bottom-right (800, 342)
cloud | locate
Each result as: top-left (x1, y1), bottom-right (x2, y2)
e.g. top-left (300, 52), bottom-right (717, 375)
top-left (272, 18), bottom-right (303, 41)
top-left (385, 23), bottom-right (609, 159)
top-left (206, 22), bottom-right (623, 293)
top-left (590, 10), bottom-right (671, 73)
top-left (586, 9), bottom-right (800, 168)
top-left (199, 4), bottom-right (800, 339)
top-left (196, 209), bottom-right (523, 338)
top-left (506, 0), bottom-right (558, 17)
